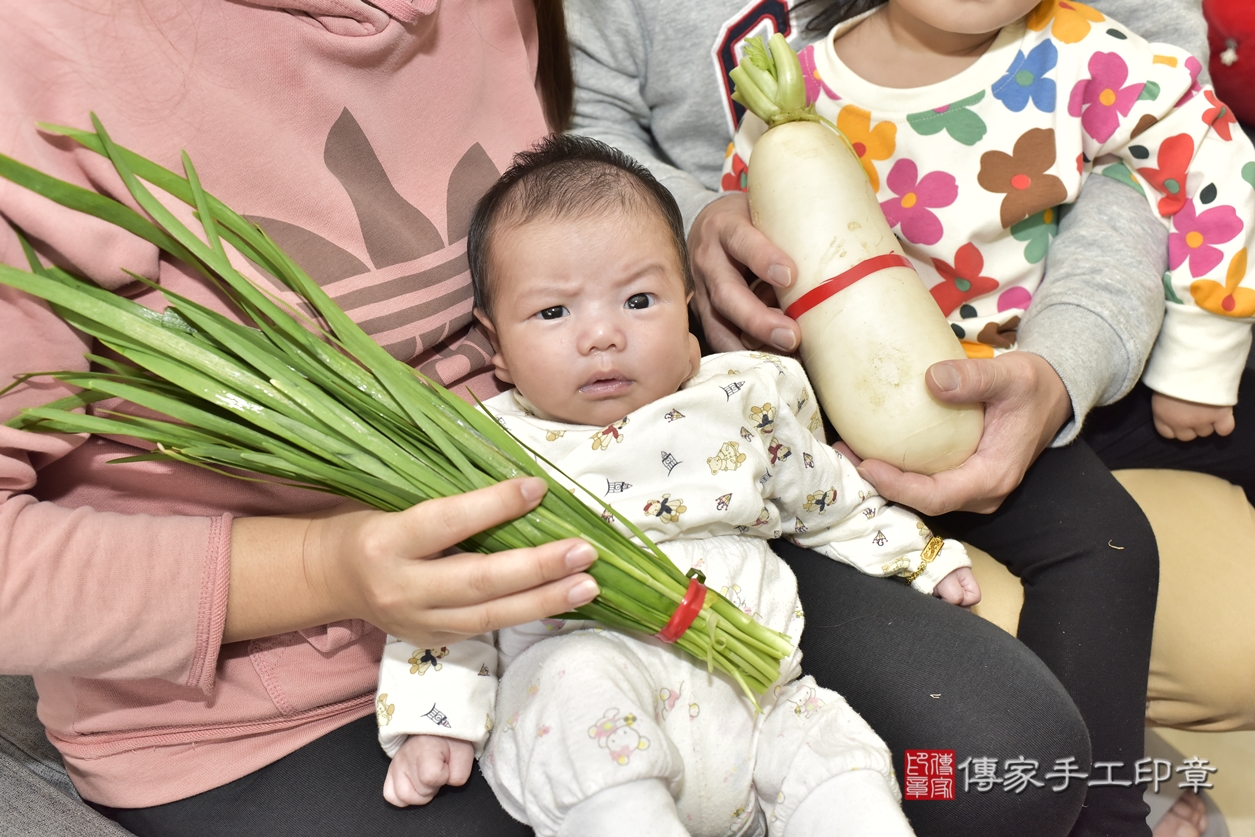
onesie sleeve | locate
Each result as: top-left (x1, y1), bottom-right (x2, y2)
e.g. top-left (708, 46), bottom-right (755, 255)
top-left (377, 634), bottom-right (499, 758)
top-left (1072, 34), bottom-right (1255, 405)
top-left (764, 359), bottom-right (969, 595)
top-left (0, 222), bottom-right (230, 690)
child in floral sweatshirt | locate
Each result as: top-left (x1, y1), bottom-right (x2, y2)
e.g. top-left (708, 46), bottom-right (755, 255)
top-left (374, 134), bottom-right (978, 837)
top-left (724, 0), bottom-right (1255, 440)
top-left (721, 1), bottom-right (1255, 835)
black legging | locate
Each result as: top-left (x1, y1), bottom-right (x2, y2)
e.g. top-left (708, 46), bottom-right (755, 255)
top-left (780, 543), bottom-right (1091, 837)
top-left (928, 440), bottom-right (1158, 837)
top-left (915, 369), bottom-right (1255, 837)
top-left (92, 715), bottom-right (524, 837)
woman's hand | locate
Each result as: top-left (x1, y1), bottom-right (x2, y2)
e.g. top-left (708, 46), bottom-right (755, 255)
top-left (227, 478), bottom-right (599, 647)
top-left (854, 353), bottom-right (1073, 516)
top-left (688, 193), bottom-right (800, 353)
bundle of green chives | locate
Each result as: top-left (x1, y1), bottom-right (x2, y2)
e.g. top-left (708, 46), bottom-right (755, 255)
top-left (0, 116), bottom-right (795, 700)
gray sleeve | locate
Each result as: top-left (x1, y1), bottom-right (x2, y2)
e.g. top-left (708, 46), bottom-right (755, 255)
top-left (1017, 0), bottom-right (1207, 444)
top-left (1017, 177), bottom-right (1167, 443)
top-left (565, 0), bottom-right (722, 230)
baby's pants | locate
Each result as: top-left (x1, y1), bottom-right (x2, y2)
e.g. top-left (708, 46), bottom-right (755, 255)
top-left (480, 629), bottom-right (899, 837)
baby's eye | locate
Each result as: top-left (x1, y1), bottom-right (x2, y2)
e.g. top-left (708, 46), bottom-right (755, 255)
top-left (536, 306), bottom-right (568, 320)
top-left (625, 293), bottom-right (653, 310)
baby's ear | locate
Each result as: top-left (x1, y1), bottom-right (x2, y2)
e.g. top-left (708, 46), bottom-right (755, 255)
top-left (474, 308), bottom-right (514, 385)
top-left (685, 331), bottom-right (702, 380)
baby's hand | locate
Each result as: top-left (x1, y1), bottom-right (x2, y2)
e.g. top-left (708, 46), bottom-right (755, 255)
top-left (1150, 392), bottom-right (1235, 441)
top-left (934, 567), bottom-right (981, 608)
top-left (383, 734), bottom-right (475, 807)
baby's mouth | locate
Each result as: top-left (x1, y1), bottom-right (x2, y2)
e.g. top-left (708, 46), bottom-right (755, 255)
top-left (579, 374), bottom-right (632, 396)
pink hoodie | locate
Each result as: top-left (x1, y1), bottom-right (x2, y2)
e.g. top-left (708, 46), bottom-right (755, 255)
top-left (0, 0), bottom-right (548, 807)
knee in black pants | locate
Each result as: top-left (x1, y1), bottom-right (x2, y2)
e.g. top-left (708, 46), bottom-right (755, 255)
top-left (778, 541), bottom-right (1090, 837)
top-left (932, 443), bottom-right (1159, 837)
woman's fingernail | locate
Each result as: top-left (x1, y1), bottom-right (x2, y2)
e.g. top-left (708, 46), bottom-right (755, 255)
top-left (771, 328), bottom-right (797, 352)
top-left (767, 264), bottom-right (792, 287)
top-left (856, 466), bottom-right (876, 488)
top-left (567, 578), bottom-right (600, 606)
top-left (565, 542), bottom-right (597, 570)
top-left (520, 477), bottom-right (547, 504)
top-left (930, 363), bottom-right (961, 392)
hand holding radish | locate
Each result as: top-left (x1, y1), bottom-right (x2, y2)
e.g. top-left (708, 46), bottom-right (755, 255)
top-left (854, 353), bottom-right (1073, 515)
top-left (690, 234), bottom-right (1071, 511)
top-left (688, 192), bottom-right (799, 353)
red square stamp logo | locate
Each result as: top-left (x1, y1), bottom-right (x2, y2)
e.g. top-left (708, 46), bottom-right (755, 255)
top-left (904, 750), bottom-right (956, 800)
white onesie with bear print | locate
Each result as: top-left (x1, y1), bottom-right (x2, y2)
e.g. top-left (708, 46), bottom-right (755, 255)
top-left (376, 351), bottom-right (964, 837)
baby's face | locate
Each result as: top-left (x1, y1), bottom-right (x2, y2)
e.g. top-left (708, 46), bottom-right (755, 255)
top-left (478, 209), bottom-right (700, 427)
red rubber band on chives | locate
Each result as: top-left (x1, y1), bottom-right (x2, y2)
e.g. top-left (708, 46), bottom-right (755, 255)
top-left (783, 253), bottom-right (915, 320)
top-left (655, 577), bottom-right (708, 644)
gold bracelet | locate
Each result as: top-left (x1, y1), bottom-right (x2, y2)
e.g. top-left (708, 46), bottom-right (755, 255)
top-left (903, 536), bottom-right (945, 585)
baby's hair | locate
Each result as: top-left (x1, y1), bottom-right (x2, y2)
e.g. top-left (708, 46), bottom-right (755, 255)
top-left (468, 133), bottom-right (693, 319)
top-left (796, 0), bottom-right (885, 33)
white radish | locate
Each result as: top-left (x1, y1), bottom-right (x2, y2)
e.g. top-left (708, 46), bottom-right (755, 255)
top-left (731, 35), bottom-right (982, 474)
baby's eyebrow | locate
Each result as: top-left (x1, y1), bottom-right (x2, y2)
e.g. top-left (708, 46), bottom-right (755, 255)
top-left (520, 259), bottom-right (675, 301)
top-left (614, 260), bottom-right (674, 284)
top-left (521, 277), bottom-right (583, 297)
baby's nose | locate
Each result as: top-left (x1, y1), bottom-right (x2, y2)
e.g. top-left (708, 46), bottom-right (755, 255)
top-left (582, 317), bottom-right (626, 352)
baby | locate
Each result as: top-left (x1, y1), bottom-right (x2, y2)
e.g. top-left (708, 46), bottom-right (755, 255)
top-left (375, 134), bottom-right (978, 837)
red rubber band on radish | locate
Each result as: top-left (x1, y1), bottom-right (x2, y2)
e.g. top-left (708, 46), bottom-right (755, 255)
top-left (655, 577), bottom-right (708, 644)
top-left (783, 253), bottom-right (915, 320)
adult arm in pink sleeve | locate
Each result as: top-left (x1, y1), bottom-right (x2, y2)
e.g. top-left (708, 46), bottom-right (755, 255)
top-left (0, 233), bottom-right (232, 688)
top-left (0, 0), bottom-right (604, 694)
top-left (0, 262), bottom-right (601, 686)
